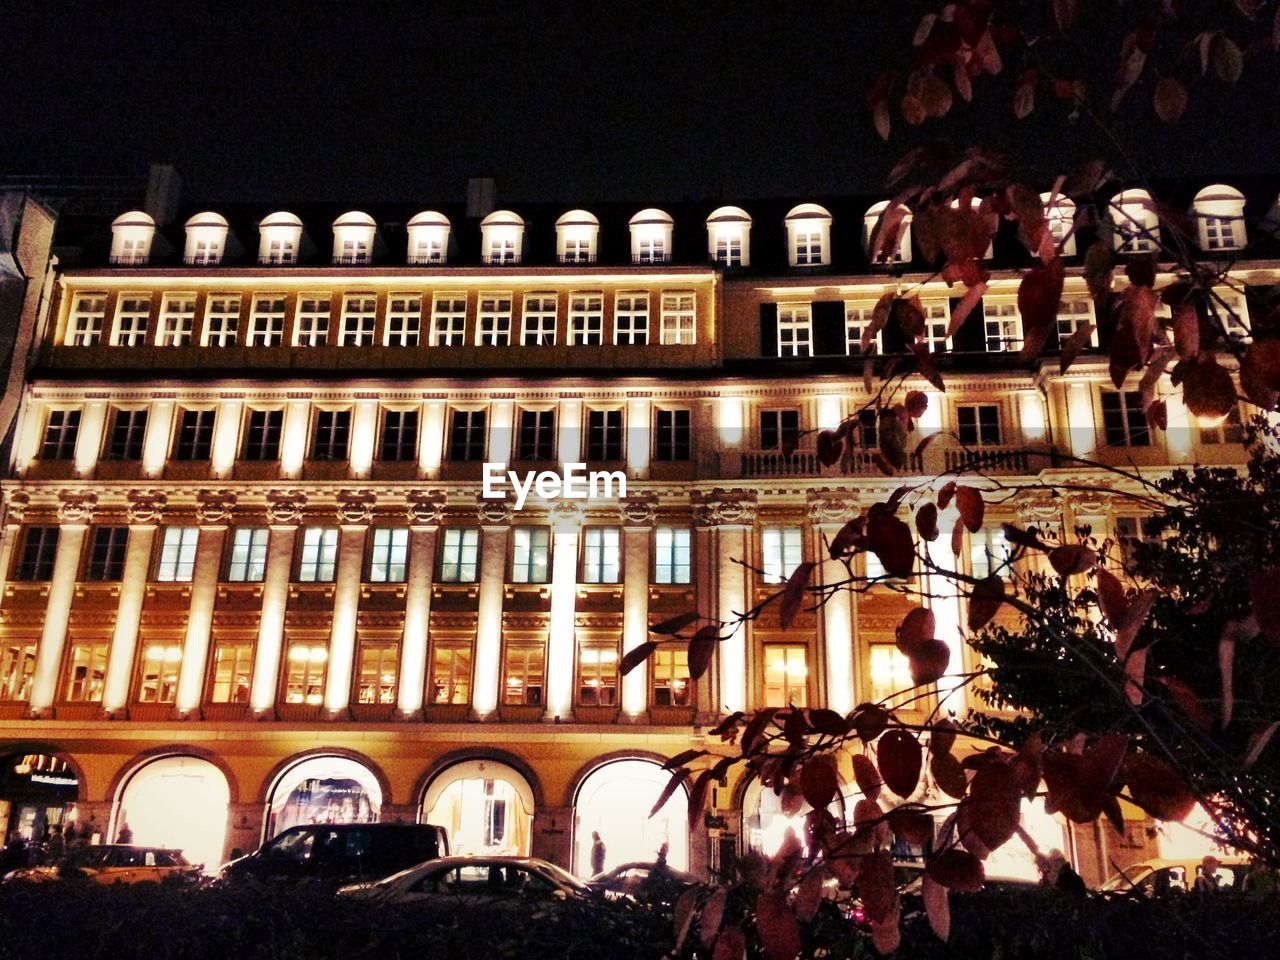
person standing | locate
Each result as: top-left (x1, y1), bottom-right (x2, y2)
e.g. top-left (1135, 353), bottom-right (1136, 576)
top-left (590, 831), bottom-right (606, 875)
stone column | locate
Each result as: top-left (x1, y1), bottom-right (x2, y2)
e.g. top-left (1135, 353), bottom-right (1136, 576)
top-left (210, 398), bottom-right (243, 479)
top-left (250, 492), bottom-right (305, 712)
top-left (620, 498), bottom-right (656, 719)
top-left (472, 499), bottom-right (511, 718)
top-left (807, 491), bottom-right (859, 716)
top-left (696, 490), bottom-right (757, 715)
top-left (325, 492), bottom-right (375, 712)
top-left (29, 493), bottom-right (95, 710)
top-left (0, 493), bottom-right (29, 596)
top-left (141, 400), bottom-right (175, 478)
top-left (545, 502), bottom-right (581, 721)
top-left (398, 492), bottom-right (443, 714)
top-left (175, 494), bottom-right (235, 713)
top-left (922, 504), bottom-right (968, 716)
top-left (102, 493), bottom-right (166, 713)
top-left (73, 400), bottom-right (108, 478)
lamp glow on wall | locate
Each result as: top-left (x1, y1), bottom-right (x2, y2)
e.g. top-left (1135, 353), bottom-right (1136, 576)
top-left (1019, 391), bottom-right (1047, 442)
top-left (1165, 388), bottom-right (1194, 459)
top-left (718, 397), bottom-right (744, 446)
top-left (281, 400), bottom-right (310, 476)
top-left (916, 391), bottom-right (943, 436)
top-left (1067, 382), bottom-right (1096, 457)
top-left (545, 524), bottom-right (581, 719)
top-left (816, 396), bottom-right (841, 432)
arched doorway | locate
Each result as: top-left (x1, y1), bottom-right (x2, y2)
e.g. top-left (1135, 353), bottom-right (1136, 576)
top-left (265, 755), bottom-right (381, 839)
top-left (114, 755), bottom-right (230, 872)
top-left (742, 775), bottom-right (851, 857)
top-left (573, 758), bottom-right (689, 877)
top-left (422, 758), bottom-right (534, 857)
top-left (0, 752), bottom-right (79, 845)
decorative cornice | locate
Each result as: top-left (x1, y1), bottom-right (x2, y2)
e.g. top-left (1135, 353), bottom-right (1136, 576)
top-left (549, 500), bottom-right (585, 531)
top-left (476, 498), bottom-right (512, 526)
top-left (4, 492), bottom-right (30, 525)
top-left (197, 491), bottom-right (237, 525)
top-left (406, 490), bottom-right (446, 526)
top-left (266, 491), bottom-right (307, 526)
top-left (57, 491), bottom-right (97, 525)
top-left (806, 489), bottom-right (860, 526)
top-left (1067, 490), bottom-right (1114, 517)
top-left (694, 488), bottom-right (758, 527)
top-left (336, 490), bottom-right (377, 525)
top-left (1014, 492), bottom-right (1064, 526)
top-left (126, 491), bottom-right (168, 525)
top-left (619, 495), bottom-right (658, 527)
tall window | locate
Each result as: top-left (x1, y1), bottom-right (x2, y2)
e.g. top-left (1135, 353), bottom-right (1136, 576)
top-left (970, 527), bottom-right (1012, 580)
top-left (777, 304), bottom-right (812, 357)
top-left (136, 644), bottom-right (182, 703)
top-left (762, 527), bottom-right (803, 584)
top-left (981, 301), bottom-right (1022, 352)
top-left (614, 292), bottom-right (649, 346)
top-left (569, 293), bottom-right (604, 346)
top-left (298, 527), bottom-right (339, 582)
top-left (159, 295), bottom-right (197, 347)
top-left (380, 409), bottom-right (419, 461)
top-left (485, 235), bottom-right (517, 264)
top-left (208, 640), bottom-right (253, 703)
top-left (68, 293), bottom-right (107, 346)
top-left (1056, 298), bottom-right (1095, 346)
top-left (794, 230), bottom-right (824, 265)
top-left (660, 291), bottom-right (696, 345)
top-left (355, 640), bottom-right (399, 704)
top-left (439, 528), bottom-right (480, 582)
top-left (84, 527), bottom-right (128, 581)
top-left (226, 528), bottom-right (269, 582)
top-left (448, 409), bottom-right (486, 462)
top-left (763, 645), bottom-right (808, 707)
top-left (295, 295), bottom-right (331, 347)
top-left (311, 409), bottom-right (351, 461)
top-left (1102, 390), bottom-right (1150, 447)
top-left (760, 410), bottom-right (800, 450)
top-left (15, 527), bottom-right (58, 581)
top-left (340, 295), bottom-right (377, 346)
top-left (511, 527), bottom-right (550, 583)
top-left (156, 527), bottom-right (199, 582)
top-left (40, 409), bottom-right (81, 460)
top-left (869, 644), bottom-right (913, 705)
top-left (283, 642), bottom-right (328, 704)
top-left (562, 237), bottom-right (594, 263)
top-left (105, 408), bottom-right (147, 460)
top-left (410, 234), bottom-right (444, 264)
top-left (115, 295), bottom-right (152, 347)
top-left (522, 293), bottom-right (557, 346)
top-left (386, 294), bottom-right (422, 346)
top-left (503, 641), bottom-right (545, 705)
top-left (0, 641), bottom-right (36, 702)
top-left (337, 236), bottom-right (370, 265)
top-left (368, 528), bottom-right (409, 582)
top-left (205, 295), bottom-right (240, 347)
top-left (578, 641), bottom-right (619, 706)
top-left (845, 301), bottom-right (882, 355)
top-left (63, 642), bottom-right (108, 702)
top-left (517, 410), bottom-right (555, 462)
top-left (585, 409), bottom-right (623, 461)
top-left (477, 293), bottom-right (513, 347)
top-left (654, 408), bottom-right (690, 461)
top-left (957, 404), bottom-right (1002, 446)
top-left (922, 301), bottom-right (951, 352)
top-left (654, 527), bottom-right (691, 584)
top-left (243, 409), bottom-right (284, 461)
top-left (582, 527), bottom-right (621, 583)
top-left (248, 295), bottom-right (286, 347)
top-left (173, 408), bottom-right (215, 460)
top-left (429, 641), bottom-right (472, 704)
top-left (432, 294), bottom-right (467, 346)
top-left (652, 648), bottom-right (691, 706)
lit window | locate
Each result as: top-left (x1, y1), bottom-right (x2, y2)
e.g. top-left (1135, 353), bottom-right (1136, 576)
top-left (1042, 194), bottom-right (1078, 257)
top-left (660, 291), bottom-right (696, 345)
top-left (578, 641), bottom-right (619, 706)
top-left (283, 643), bottom-right (328, 705)
top-left (1101, 390), bottom-right (1150, 447)
top-left (429, 641), bottom-right (472, 704)
top-left (485, 237), bottom-right (517, 264)
top-left (1199, 404), bottom-right (1245, 446)
top-left (630, 209), bottom-right (674, 264)
top-left (706, 207), bottom-right (752, 267)
top-left (205, 295), bottom-right (241, 347)
top-left (561, 237), bottom-right (595, 264)
top-left (432, 294), bottom-right (467, 347)
top-left (759, 410), bottom-right (800, 451)
top-left (637, 236), bottom-right (666, 264)
top-left (957, 404), bottom-right (1002, 446)
top-left (158, 294), bottom-right (197, 347)
top-left (845, 301), bottom-right (882, 355)
top-left (14, 527), bottom-right (59, 581)
top-left (258, 212), bottom-right (302, 265)
top-left (922, 300), bottom-right (951, 352)
top-left (386, 294), bottom-right (422, 346)
top-left (762, 527), bottom-right (803, 584)
top-left (355, 640), bottom-right (398, 704)
top-left (503, 640), bottom-right (545, 705)
top-left (614, 292), bottom-right (650, 346)
top-left (0, 641), bottom-right (37, 702)
top-left (583, 528), bottom-right (621, 584)
top-left (110, 211), bottom-right (155, 264)
top-left (969, 527), bottom-right (1011, 580)
top-left (295, 295), bottom-right (331, 347)
top-left (511, 527), bottom-right (550, 584)
top-left (63, 642), bottom-right (108, 702)
top-left (410, 234), bottom-right (445, 264)
top-left (714, 232), bottom-right (743, 266)
top-left (652, 648), bottom-right (690, 706)
top-left (242, 409), bottom-right (283, 461)
top-left (521, 293), bottom-right (557, 346)
top-left (156, 527), bottom-right (199, 582)
top-left (863, 200), bottom-right (913, 264)
top-left (68, 293), bottom-right (107, 346)
top-left (311, 409), bottom-right (351, 461)
top-left (380, 409), bottom-right (419, 461)
top-left (369, 528), bottom-right (409, 583)
top-left (777, 304), bottom-right (812, 358)
top-left (795, 231), bottom-right (823, 265)
top-left (40, 409), bottom-right (80, 460)
top-left (517, 409), bottom-right (555, 461)
top-left (184, 213), bottom-right (229, 265)
top-left (104, 408), bottom-right (147, 460)
top-left (440, 528), bottom-right (480, 583)
top-left (248, 295), bottom-right (286, 347)
top-left (869, 644), bottom-right (913, 705)
top-left (569, 293), bottom-right (604, 346)
top-left (208, 640), bottom-right (253, 703)
top-left (298, 527), bottom-right (339, 582)
top-left (654, 527), bottom-right (691, 585)
top-left (114, 295), bottom-right (152, 347)
top-left (1193, 185), bottom-right (1247, 252)
top-left (265, 237), bottom-right (296, 265)
top-left (585, 409), bottom-right (623, 461)
top-left (340, 295), bottom-right (377, 347)
top-left (187, 236), bottom-right (223, 266)
top-left (1211, 289), bottom-right (1251, 342)
top-left (448, 409), bottom-right (486, 462)
top-left (173, 408), bottom-right (215, 460)
top-left (84, 527), bottom-right (128, 581)
top-left (477, 293), bottom-right (513, 347)
top-left (227, 528), bottom-right (269, 582)
top-left (1109, 190), bottom-right (1161, 254)
top-left (654, 408), bottom-right (690, 461)
top-left (136, 644), bottom-right (182, 703)
top-left (1056, 298), bottom-right (1096, 346)
top-left (407, 212), bottom-right (449, 264)
top-left (763, 645), bottom-right (808, 707)
top-left (983, 301), bottom-right (1022, 352)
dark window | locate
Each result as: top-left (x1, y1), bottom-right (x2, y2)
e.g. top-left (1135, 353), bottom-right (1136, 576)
top-left (585, 409), bottom-right (623, 461)
top-left (173, 409), bottom-right (215, 460)
top-left (15, 527), bottom-right (59, 581)
top-left (448, 410), bottom-right (486, 462)
top-left (312, 409), bottom-right (352, 461)
top-left (517, 410), bottom-right (555, 462)
top-left (243, 409), bottom-right (283, 461)
top-left (854, 409), bottom-right (878, 449)
top-left (84, 527), bottom-right (128, 581)
top-left (760, 410), bottom-right (800, 450)
top-left (1102, 391), bottom-right (1150, 447)
top-left (40, 410), bottom-right (80, 460)
top-left (104, 409), bottom-right (147, 461)
top-left (956, 405), bottom-right (1002, 446)
top-left (380, 409), bottom-right (419, 461)
top-left (654, 409), bottom-right (691, 461)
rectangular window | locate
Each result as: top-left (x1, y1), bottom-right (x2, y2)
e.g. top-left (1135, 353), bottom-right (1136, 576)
top-left (637, 236), bottom-right (666, 263)
top-left (1056, 298), bottom-right (1096, 346)
top-left (84, 527), bottom-right (128, 581)
top-left (477, 293), bottom-right (513, 347)
top-left (585, 409), bottom-right (623, 461)
top-left (429, 642), bottom-right (472, 704)
top-left (569, 293), bottom-right (604, 346)
top-left (983, 301), bottom-right (1022, 352)
top-left (578, 641), bottom-right (619, 706)
top-left (15, 527), bottom-right (59, 581)
top-left (1199, 404), bottom-right (1245, 445)
top-left (957, 404), bottom-right (1002, 446)
top-left (660, 291), bottom-right (696, 345)
top-left (0, 641), bottom-right (37, 702)
top-left (63, 642), bottom-right (108, 702)
top-left (104, 408), bottom-right (147, 461)
top-left (762, 527), bottom-right (803, 584)
top-left (562, 238), bottom-right (594, 263)
top-left (432, 294), bottom-right (467, 347)
top-left (654, 527), bottom-right (691, 584)
top-left (763, 645), bottom-right (808, 707)
top-left (265, 237), bottom-right (296, 264)
top-left (340, 295), bottom-right (377, 346)
top-left (242, 409), bottom-right (284, 461)
top-left (68, 293), bottom-right (107, 346)
top-left (355, 640), bottom-right (399, 704)
top-left (189, 236), bottom-right (222, 265)
top-left (777, 304), bottom-right (812, 357)
top-left (522, 293), bottom-right (557, 346)
top-left (248, 295), bottom-right (286, 347)
top-left (311, 409), bottom-right (352, 461)
top-left (173, 408), bottom-right (215, 460)
top-left (652, 648), bottom-right (691, 706)
top-left (439, 528), bottom-right (480, 583)
top-left (448, 409), bottom-right (486, 462)
top-left (283, 642), bottom-right (328, 704)
top-left (226, 528), bottom-right (269, 582)
top-left (380, 409), bottom-right (419, 461)
top-left (159, 294), bottom-right (197, 347)
top-left (411, 236), bottom-right (443, 265)
top-left (759, 410), bottom-right (800, 450)
top-left (208, 640), bottom-right (253, 703)
top-left (503, 641), bottom-right (545, 705)
top-left (795, 231), bottom-right (823, 265)
top-left (485, 236), bottom-right (516, 264)
top-left (204, 295), bottom-right (240, 347)
top-left (582, 527), bottom-right (621, 584)
top-left (338, 237), bottom-right (369, 265)
top-left (517, 410), bottom-right (555, 462)
top-left (1203, 216), bottom-right (1240, 251)
top-left (511, 527), bottom-right (550, 583)
top-left (385, 294), bottom-right (422, 346)
top-left (969, 527), bottom-right (1012, 580)
top-left (714, 233), bottom-right (743, 267)
top-left (297, 527), bottom-right (339, 582)
top-left (368, 528), bottom-right (409, 583)
top-left (1102, 390), bottom-right (1151, 447)
top-left (40, 409), bottom-right (81, 460)
top-left (156, 527), bottom-right (199, 582)
top-left (136, 643), bottom-right (182, 703)
top-left (114, 295), bottom-right (152, 347)
top-left (922, 300), bottom-right (951, 352)
top-left (295, 295), bottom-right (331, 347)
top-left (869, 644), bottom-right (913, 706)
top-left (845, 301), bottom-right (882, 355)
top-left (614, 292), bottom-right (649, 346)
top-left (654, 408), bottom-right (691, 461)
top-left (1212, 289), bottom-right (1252, 342)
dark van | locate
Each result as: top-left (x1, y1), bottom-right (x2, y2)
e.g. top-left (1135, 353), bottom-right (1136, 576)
top-left (221, 822), bottom-right (449, 885)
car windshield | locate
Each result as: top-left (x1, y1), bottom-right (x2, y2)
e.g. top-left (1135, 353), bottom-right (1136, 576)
top-left (535, 860), bottom-right (592, 893)
top-left (62, 847), bottom-right (116, 868)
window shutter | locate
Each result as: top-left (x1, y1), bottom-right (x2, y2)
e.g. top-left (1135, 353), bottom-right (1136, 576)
top-left (951, 297), bottom-right (985, 352)
top-left (759, 303), bottom-right (778, 357)
top-left (811, 301), bottom-right (845, 356)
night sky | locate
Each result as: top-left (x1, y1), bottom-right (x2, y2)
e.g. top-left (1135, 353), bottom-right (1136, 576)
top-left (5, 2), bottom-right (1279, 206)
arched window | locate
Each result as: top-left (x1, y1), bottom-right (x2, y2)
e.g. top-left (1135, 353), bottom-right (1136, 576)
top-left (258, 211), bottom-right (303, 265)
top-left (1108, 190), bottom-right (1161, 254)
top-left (422, 758), bottom-right (535, 857)
top-left (480, 210), bottom-right (525, 265)
top-left (1192, 184), bottom-right (1247, 252)
top-left (407, 211), bottom-right (450, 265)
top-left (110, 211), bottom-right (156, 265)
top-left (555, 210), bottom-right (600, 264)
top-left (705, 206), bottom-right (752, 267)
top-left (629, 209), bottom-right (674, 264)
top-left (183, 211), bottom-right (229, 265)
top-left (332, 211), bottom-right (376, 265)
top-left (784, 203), bottom-right (832, 267)
top-left (1040, 194), bottom-right (1078, 257)
top-left (573, 758), bottom-right (689, 877)
top-left (862, 200), bottom-right (913, 265)
top-left (265, 754), bottom-right (381, 839)
top-left (114, 755), bottom-right (230, 872)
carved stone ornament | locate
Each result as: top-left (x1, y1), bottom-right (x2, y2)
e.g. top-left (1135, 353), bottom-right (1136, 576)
top-left (336, 491), bottom-right (377, 525)
top-left (56, 491), bottom-right (97, 525)
top-left (1014, 492), bottom-right (1064, 527)
top-left (476, 498), bottom-right (512, 526)
top-left (126, 491), bottom-right (168, 525)
top-left (197, 492), bottom-right (237, 525)
top-left (4, 492), bottom-right (30, 525)
top-left (1067, 490), bottom-right (1113, 518)
top-left (806, 491), bottom-right (860, 526)
top-left (406, 491), bottom-right (446, 526)
top-left (694, 489), bottom-right (758, 527)
top-left (549, 500), bottom-right (585, 532)
top-left (618, 496), bottom-right (657, 527)
top-left (266, 491), bottom-right (307, 526)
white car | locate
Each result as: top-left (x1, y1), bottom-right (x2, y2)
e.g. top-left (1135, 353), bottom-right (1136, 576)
top-left (338, 855), bottom-right (593, 907)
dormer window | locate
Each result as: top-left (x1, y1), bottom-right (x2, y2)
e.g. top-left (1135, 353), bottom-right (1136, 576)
top-left (110, 211), bottom-right (156, 265)
top-left (1192, 184), bottom-right (1247, 252)
top-left (332, 211), bottom-right (376, 265)
top-left (480, 210), bottom-right (525, 265)
top-left (629, 209), bottom-right (674, 264)
top-left (862, 201), bottom-right (912, 265)
top-left (407, 211), bottom-right (450, 265)
top-left (1041, 194), bottom-right (1078, 257)
top-left (258, 211), bottom-right (303, 265)
top-left (183, 211), bottom-right (229, 265)
top-left (1109, 190), bottom-right (1161, 254)
top-left (784, 204), bottom-right (832, 268)
top-left (706, 206), bottom-right (752, 267)
top-left (555, 210), bottom-right (600, 264)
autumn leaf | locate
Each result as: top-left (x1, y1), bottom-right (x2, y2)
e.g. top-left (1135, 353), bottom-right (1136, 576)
top-left (1059, 320), bottom-right (1095, 374)
top-left (968, 576), bottom-right (1005, 631)
top-left (916, 502), bottom-right (940, 541)
top-left (923, 875), bottom-right (951, 941)
top-left (809, 707), bottom-right (850, 737)
top-left (1153, 76), bottom-right (1187, 123)
top-left (1016, 258), bottom-right (1066, 362)
top-left (828, 516), bottom-right (866, 559)
top-left (1241, 340), bottom-right (1280, 409)
top-left (816, 429), bottom-right (843, 467)
top-left (854, 703), bottom-right (891, 741)
top-left (800, 755), bottom-right (840, 809)
top-left (700, 888), bottom-right (729, 945)
top-left (955, 485), bottom-right (985, 532)
top-left (780, 561), bottom-right (815, 629)
top-left (687, 625), bottom-right (720, 682)
top-left (959, 761), bottom-right (1021, 852)
top-left (905, 390), bottom-right (929, 419)
top-left (931, 751), bottom-right (968, 798)
top-left (878, 729), bottom-right (923, 798)
top-left (650, 768), bottom-right (690, 818)
top-left (864, 292), bottom-right (895, 352)
top-left (651, 612), bottom-right (700, 635)
top-left (755, 893), bottom-right (801, 960)
top-left (889, 808), bottom-right (935, 846)
top-left (867, 512), bottom-right (916, 578)
top-left (1048, 543), bottom-right (1096, 577)
top-left (947, 281), bottom-right (989, 338)
top-left (853, 753), bottom-right (884, 801)
top-left (896, 606), bottom-right (936, 653)
top-left (794, 867), bottom-right (827, 923)
top-left (620, 641), bottom-right (658, 677)
top-left (926, 849), bottom-right (985, 892)
top-left (1172, 354), bottom-right (1237, 421)
top-left (1124, 752), bottom-right (1197, 822)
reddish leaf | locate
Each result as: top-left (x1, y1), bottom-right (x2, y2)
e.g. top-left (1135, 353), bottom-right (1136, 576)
top-left (1172, 303), bottom-right (1200, 360)
top-left (950, 516), bottom-right (965, 558)
top-left (1146, 399), bottom-right (1169, 432)
top-left (1153, 76), bottom-right (1187, 123)
top-left (800, 756), bottom-right (839, 809)
top-left (828, 516), bottom-right (866, 559)
top-left (878, 730), bottom-right (924, 798)
top-left (652, 612), bottom-right (700, 635)
top-left (809, 708), bottom-right (850, 737)
top-left (673, 886), bottom-right (699, 952)
top-left (870, 900), bottom-right (902, 955)
top-left (650, 768), bottom-right (690, 818)
top-left (1002, 523), bottom-right (1049, 550)
top-left (931, 718), bottom-right (958, 756)
top-left (923, 875), bottom-right (951, 942)
top-left (1250, 567), bottom-right (1280, 644)
top-left (916, 502), bottom-right (940, 541)
top-left (967, 576), bottom-right (1005, 631)
top-left (889, 808), bottom-right (935, 846)
top-left (926, 849), bottom-right (985, 892)
top-left (864, 292), bottom-right (895, 353)
top-left (1059, 319), bottom-right (1095, 374)
top-left (931, 751), bottom-right (968, 799)
top-left (1048, 544), bottom-right (1096, 577)
top-left (755, 892), bottom-right (801, 960)
top-left (1245, 721), bottom-right (1280, 768)
top-left (1160, 676), bottom-right (1213, 732)
top-left (905, 390), bottom-right (929, 419)
top-left (896, 606), bottom-right (936, 654)
top-left (946, 281), bottom-right (988, 338)
top-left (662, 748), bottom-right (707, 771)
top-left (794, 867), bottom-right (827, 923)
top-left (687, 768), bottom-right (714, 820)
top-left (687, 625), bottom-right (719, 682)
top-left (867, 513), bottom-right (916, 578)
top-left (816, 429), bottom-right (843, 467)
top-left (908, 638), bottom-right (952, 686)
top-left (859, 850), bottom-right (898, 924)
top-left (853, 753), bottom-right (884, 801)
top-left (1114, 589), bottom-right (1156, 660)
top-left (620, 641), bottom-right (659, 677)
top-left (741, 707), bottom-right (779, 753)
top-left (910, 341), bottom-right (947, 392)
top-left (854, 703), bottom-right (891, 741)
top-left (780, 562), bottom-right (815, 629)
top-left (1095, 568), bottom-right (1128, 625)
top-left (955, 486), bottom-right (985, 533)
top-left (1124, 752), bottom-right (1197, 822)
top-left (960, 761), bottom-right (1021, 852)
top-left (937, 480), bottom-right (957, 511)
top-left (1083, 240), bottom-right (1115, 304)
top-left (1174, 354), bottom-right (1237, 421)
top-left (700, 888), bottom-right (729, 946)
top-left (914, 431), bottom-right (939, 461)
top-left (1016, 259), bottom-right (1066, 362)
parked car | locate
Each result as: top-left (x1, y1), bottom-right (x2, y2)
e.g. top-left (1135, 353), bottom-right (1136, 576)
top-left (587, 861), bottom-right (698, 902)
top-left (220, 822), bottom-right (448, 886)
top-left (1100, 856), bottom-right (1250, 894)
top-left (3, 845), bottom-right (200, 885)
top-left (338, 855), bottom-right (592, 909)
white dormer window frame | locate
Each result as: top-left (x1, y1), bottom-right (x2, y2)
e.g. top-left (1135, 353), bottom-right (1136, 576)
top-left (340, 294), bottom-right (378, 347)
top-left (629, 210), bottom-right (675, 265)
top-left (476, 292), bottom-right (514, 347)
top-left (258, 213), bottom-right (304, 266)
top-left (982, 299), bottom-right (1022, 353)
top-left (863, 201), bottom-right (913, 265)
top-left (113, 293), bottom-right (152, 348)
top-left (183, 213), bottom-right (229, 266)
top-left (332, 214), bottom-right (376, 265)
top-left (68, 293), bottom-right (108, 347)
top-left (1041, 194), bottom-right (1078, 257)
top-left (411, 236), bottom-right (445, 264)
top-left (555, 211), bottom-right (600, 264)
top-left (480, 212), bottom-right (525, 266)
top-left (110, 212), bottom-right (156, 266)
top-left (1192, 186), bottom-right (1248, 252)
top-left (158, 293), bottom-right (198, 348)
top-left (784, 205), bottom-right (833, 268)
top-left (1109, 192), bottom-right (1161, 254)
top-left (295, 294), bottom-right (332, 348)
top-left (777, 303), bottom-right (812, 358)
top-left (706, 207), bottom-right (752, 268)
